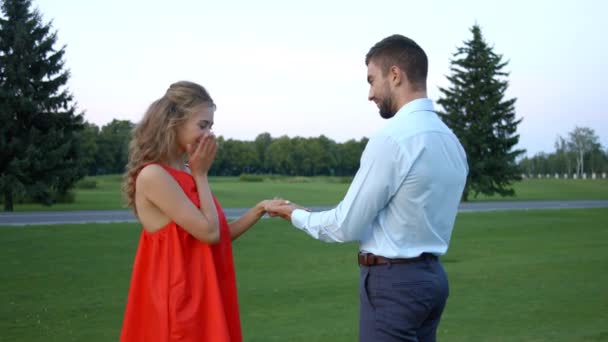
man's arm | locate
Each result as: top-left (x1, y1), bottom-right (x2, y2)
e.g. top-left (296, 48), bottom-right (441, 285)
top-left (274, 136), bottom-right (410, 243)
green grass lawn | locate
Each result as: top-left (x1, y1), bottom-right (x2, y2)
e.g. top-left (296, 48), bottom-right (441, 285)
top-left (472, 178), bottom-right (608, 202)
top-left (1, 208), bottom-right (607, 341)
top-left (8, 176), bottom-right (608, 212)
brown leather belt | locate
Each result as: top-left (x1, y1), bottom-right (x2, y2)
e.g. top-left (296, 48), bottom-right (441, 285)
top-left (358, 252), bottom-right (436, 266)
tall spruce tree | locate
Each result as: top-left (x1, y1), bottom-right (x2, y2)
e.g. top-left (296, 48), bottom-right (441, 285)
top-left (0, 0), bottom-right (84, 211)
top-left (437, 24), bottom-right (525, 201)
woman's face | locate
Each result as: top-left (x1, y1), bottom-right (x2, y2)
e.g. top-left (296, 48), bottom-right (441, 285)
top-left (176, 105), bottom-right (215, 153)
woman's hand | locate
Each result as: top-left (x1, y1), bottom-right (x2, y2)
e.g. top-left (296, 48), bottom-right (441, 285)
top-left (228, 198), bottom-right (298, 241)
top-left (263, 199), bottom-right (309, 221)
top-left (257, 199), bottom-right (291, 216)
top-left (187, 132), bottom-right (217, 177)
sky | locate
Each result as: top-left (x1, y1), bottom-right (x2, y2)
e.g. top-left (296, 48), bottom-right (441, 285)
top-left (32, 0), bottom-right (608, 156)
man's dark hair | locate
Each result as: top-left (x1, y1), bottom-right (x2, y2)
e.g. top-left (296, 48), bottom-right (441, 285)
top-left (365, 35), bottom-right (428, 91)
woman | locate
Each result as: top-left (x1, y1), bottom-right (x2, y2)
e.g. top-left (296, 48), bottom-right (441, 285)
top-left (120, 81), bottom-right (281, 341)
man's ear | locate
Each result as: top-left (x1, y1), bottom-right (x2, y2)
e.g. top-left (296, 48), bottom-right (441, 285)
top-left (389, 65), bottom-right (403, 86)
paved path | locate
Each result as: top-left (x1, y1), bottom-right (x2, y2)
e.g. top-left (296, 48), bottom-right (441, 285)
top-left (1, 200), bottom-right (607, 226)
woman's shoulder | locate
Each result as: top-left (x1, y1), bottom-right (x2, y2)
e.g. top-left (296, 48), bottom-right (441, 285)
top-left (137, 163), bottom-right (194, 193)
top-left (137, 163), bottom-right (169, 182)
top-left (137, 163), bottom-right (188, 188)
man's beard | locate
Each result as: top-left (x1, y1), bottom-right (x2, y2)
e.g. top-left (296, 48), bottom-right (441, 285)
top-left (378, 96), bottom-right (396, 119)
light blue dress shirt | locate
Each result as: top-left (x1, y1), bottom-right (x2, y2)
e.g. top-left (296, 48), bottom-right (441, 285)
top-left (291, 98), bottom-right (468, 258)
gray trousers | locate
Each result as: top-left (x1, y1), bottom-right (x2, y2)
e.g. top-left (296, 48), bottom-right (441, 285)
top-left (359, 256), bottom-right (449, 342)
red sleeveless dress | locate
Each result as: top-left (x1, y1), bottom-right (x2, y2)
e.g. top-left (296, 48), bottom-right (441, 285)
top-left (120, 165), bottom-right (242, 342)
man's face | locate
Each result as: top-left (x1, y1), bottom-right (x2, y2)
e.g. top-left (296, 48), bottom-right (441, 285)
top-left (367, 61), bottom-right (395, 119)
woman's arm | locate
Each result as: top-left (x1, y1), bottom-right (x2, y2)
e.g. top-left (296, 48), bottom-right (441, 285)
top-left (138, 165), bottom-right (220, 243)
top-left (228, 199), bottom-right (288, 241)
top-left (228, 201), bottom-right (266, 241)
top-left (193, 173), bottom-right (219, 240)
top-left (138, 133), bottom-right (220, 243)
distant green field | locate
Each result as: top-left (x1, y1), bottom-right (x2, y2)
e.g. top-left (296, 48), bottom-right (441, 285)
top-left (472, 178), bottom-right (608, 202)
top-left (1, 208), bottom-right (607, 341)
top-left (8, 175), bottom-right (608, 212)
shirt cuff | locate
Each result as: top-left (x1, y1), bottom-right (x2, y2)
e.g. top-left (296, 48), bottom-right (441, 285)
top-left (291, 209), bottom-right (310, 230)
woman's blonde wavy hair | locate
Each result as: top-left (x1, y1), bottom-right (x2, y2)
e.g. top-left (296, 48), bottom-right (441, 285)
top-left (122, 81), bottom-right (216, 212)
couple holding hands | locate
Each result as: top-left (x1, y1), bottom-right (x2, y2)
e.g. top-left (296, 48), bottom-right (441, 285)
top-left (120, 34), bottom-right (467, 342)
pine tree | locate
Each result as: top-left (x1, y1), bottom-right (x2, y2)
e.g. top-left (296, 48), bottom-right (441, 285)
top-left (437, 24), bottom-right (525, 201)
top-left (0, 0), bottom-right (85, 211)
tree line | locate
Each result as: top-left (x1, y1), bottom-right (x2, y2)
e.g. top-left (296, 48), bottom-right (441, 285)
top-left (520, 127), bottom-right (607, 177)
top-left (72, 119), bottom-right (608, 180)
top-left (84, 119), bottom-right (608, 177)
top-left (79, 120), bottom-right (368, 177)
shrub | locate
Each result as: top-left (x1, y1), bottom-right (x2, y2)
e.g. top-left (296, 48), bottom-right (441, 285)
top-left (75, 179), bottom-right (98, 189)
top-left (287, 176), bottom-right (312, 183)
top-left (239, 174), bottom-right (265, 182)
top-left (54, 191), bottom-right (76, 203)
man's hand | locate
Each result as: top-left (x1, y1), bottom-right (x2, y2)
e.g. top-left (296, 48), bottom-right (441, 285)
top-left (264, 199), bottom-right (309, 221)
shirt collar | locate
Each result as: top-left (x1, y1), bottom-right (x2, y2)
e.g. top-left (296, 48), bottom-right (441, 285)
top-left (394, 98), bottom-right (434, 118)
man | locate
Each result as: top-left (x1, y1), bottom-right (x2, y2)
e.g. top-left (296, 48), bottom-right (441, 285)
top-left (267, 35), bottom-right (468, 342)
